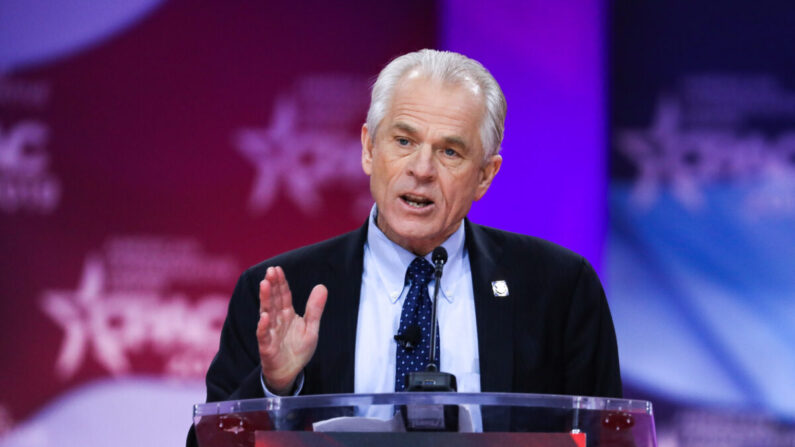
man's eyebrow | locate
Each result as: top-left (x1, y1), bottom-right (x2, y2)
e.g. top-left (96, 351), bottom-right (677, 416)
top-left (392, 122), bottom-right (469, 150)
top-left (392, 122), bottom-right (418, 135)
top-left (442, 135), bottom-right (467, 149)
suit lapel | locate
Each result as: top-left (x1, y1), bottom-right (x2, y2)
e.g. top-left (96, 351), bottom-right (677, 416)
top-left (322, 220), bottom-right (368, 393)
top-left (465, 220), bottom-right (514, 392)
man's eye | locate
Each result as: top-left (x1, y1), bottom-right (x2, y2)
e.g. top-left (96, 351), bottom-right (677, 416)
top-left (444, 148), bottom-right (459, 157)
top-left (397, 138), bottom-right (410, 146)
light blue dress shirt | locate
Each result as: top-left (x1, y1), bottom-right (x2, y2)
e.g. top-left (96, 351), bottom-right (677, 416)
top-left (355, 206), bottom-right (481, 394)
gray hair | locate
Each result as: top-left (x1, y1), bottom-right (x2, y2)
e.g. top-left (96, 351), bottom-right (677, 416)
top-left (365, 49), bottom-right (507, 159)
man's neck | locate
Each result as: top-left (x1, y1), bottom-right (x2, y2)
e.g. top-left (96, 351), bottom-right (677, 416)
top-left (374, 209), bottom-right (460, 256)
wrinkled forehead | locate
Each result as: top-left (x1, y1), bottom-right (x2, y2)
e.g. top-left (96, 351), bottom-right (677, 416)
top-left (386, 72), bottom-right (487, 157)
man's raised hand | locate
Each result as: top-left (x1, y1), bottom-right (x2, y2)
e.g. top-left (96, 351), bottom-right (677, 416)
top-left (256, 266), bottom-right (327, 395)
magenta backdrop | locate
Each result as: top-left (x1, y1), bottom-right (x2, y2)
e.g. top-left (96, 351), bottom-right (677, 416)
top-left (0, 1), bottom-right (435, 444)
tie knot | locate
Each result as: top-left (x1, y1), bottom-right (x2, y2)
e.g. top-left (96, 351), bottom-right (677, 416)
top-left (405, 257), bottom-right (435, 287)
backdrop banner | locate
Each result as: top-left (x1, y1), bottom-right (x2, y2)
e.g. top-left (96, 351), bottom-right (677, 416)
top-left (0, 1), bottom-right (435, 445)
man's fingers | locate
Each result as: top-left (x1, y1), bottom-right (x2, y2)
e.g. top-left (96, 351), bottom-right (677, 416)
top-left (259, 274), bottom-right (273, 315)
top-left (272, 266), bottom-right (286, 314)
top-left (304, 284), bottom-right (328, 335)
top-left (266, 266), bottom-right (283, 311)
top-left (275, 266), bottom-right (294, 312)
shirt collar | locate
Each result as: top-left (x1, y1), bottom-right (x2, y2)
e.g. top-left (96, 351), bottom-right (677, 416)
top-left (366, 205), bottom-right (466, 304)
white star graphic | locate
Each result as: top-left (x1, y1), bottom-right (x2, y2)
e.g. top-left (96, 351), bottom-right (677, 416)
top-left (234, 96), bottom-right (367, 216)
top-left (41, 257), bottom-right (131, 378)
top-left (617, 97), bottom-right (705, 210)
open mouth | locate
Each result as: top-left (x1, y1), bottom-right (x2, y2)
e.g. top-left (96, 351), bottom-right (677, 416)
top-left (401, 194), bottom-right (434, 209)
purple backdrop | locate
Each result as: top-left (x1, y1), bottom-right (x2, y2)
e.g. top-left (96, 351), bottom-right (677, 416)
top-left (442, 0), bottom-right (607, 272)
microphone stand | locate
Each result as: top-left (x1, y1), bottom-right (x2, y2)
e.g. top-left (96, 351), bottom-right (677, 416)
top-left (402, 247), bottom-right (458, 432)
top-left (405, 247), bottom-right (457, 392)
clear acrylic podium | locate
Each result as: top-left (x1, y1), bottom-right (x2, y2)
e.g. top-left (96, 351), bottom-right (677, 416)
top-left (193, 392), bottom-right (656, 447)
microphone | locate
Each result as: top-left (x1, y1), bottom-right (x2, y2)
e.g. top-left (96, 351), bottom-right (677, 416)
top-left (394, 324), bottom-right (421, 350)
top-left (404, 245), bottom-right (456, 392)
top-left (428, 246), bottom-right (447, 370)
top-left (432, 246), bottom-right (448, 270)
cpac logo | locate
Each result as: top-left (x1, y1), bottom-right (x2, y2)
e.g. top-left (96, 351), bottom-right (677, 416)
top-left (0, 120), bottom-right (61, 213)
top-left (235, 95), bottom-right (370, 216)
top-left (617, 98), bottom-right (795, 211)
top-left (41, 256), bottom-right (229, 379)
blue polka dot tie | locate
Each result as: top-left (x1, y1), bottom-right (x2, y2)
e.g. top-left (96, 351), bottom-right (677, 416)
top-left (395, 257), bottom-right (439, 391)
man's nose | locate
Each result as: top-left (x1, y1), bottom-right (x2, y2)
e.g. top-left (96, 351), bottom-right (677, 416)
top-left (407, 144), bottom-right (436, 180)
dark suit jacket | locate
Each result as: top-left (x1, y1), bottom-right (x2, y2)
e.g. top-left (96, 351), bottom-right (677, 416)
top-left (189, 219), bottom-right (622, 444)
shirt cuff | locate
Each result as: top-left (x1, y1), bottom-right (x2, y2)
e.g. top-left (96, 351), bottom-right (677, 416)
top-left (260, 371), bottom-right (305, 397)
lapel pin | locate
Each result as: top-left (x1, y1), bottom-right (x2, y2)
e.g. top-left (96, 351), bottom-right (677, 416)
top-left (491, 280), bottom-right (509, 297)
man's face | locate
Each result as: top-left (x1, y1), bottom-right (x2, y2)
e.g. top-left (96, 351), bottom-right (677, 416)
top-left (361, 73), bottom-right (502, 255)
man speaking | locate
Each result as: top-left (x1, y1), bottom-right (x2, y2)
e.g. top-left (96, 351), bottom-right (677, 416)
top-left (189, 48), bottom-right (621, 444)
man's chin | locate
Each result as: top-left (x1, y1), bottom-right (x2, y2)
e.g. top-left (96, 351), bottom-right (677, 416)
top-left (383, 207), bottom-right (433, 228)
top-left (389, 226), bottom-right (445, 254)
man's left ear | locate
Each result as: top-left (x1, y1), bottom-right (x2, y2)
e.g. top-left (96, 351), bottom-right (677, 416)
top-left (361, 123), bottom-right (374, 176)
top-left (475, 154), bottom-right (502, 201)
